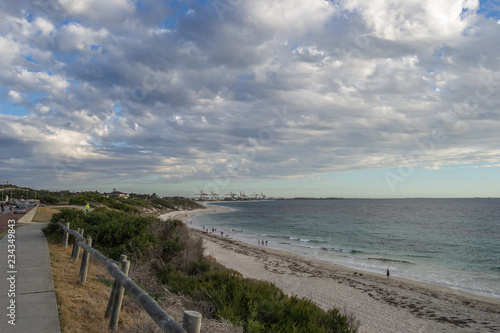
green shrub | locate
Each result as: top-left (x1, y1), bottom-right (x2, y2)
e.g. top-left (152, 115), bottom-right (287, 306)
top-left (42, 206), bottom-right (357, 332)
top-left (151, 198), bottom-right (176, 210)
top-left (108, 201), bottom-right (137, 213)
top-left (69, 193), bottom-right (114, 205)
top-left (120, 198), bottom-right (149, 208)
top-left (40, 195), bottom-right (60, 205)
top-left (67, 194), bottom-right (138, 213)
top-left (188, 256), bottom-right (211, 275)
top-left (68, 196), bottom-right (87, 205)
top-left (42, 208), bottom-right (157, 260)
top-left (156, 266), bottom-right (357, 332)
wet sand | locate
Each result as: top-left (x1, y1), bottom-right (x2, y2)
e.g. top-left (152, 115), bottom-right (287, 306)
top-left (161, 206), bottom-right (500, 333)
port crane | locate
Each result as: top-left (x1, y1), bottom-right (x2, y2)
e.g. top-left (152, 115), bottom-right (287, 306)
top-left (250, 192), bottom-right (266, 200)
top-left (195, 191), bottom-right (208, 200)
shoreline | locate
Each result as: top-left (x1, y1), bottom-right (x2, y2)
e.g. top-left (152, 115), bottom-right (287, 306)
top-left (167, 203), bottom-right (500, 299)
top-left (196, 230), bottom-right (500, 333)
top-left (158, 204), bottom-right (231, 222)
top-left (160, 207), bottom-right (500, 332)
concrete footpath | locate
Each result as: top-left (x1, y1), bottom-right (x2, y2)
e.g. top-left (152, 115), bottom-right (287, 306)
top-left (0, 209), bottom-right (61, 332)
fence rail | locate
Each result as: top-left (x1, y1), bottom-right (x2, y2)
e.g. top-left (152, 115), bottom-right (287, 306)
top-left (56, 221), bottom-right (201, 333)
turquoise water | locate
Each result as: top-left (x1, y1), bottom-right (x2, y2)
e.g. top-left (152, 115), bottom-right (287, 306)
top-left (191, 199), bottom-right (500, 299)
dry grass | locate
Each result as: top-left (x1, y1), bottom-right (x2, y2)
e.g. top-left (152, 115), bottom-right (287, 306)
top-left (33, 206), bottom-right (61, 222)
top-left (48, 242), bottom-right (241, 333)
top-left (49, 243), bottom-right (142, 332)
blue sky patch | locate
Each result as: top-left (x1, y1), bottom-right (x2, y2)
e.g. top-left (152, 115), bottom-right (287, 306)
top-left (0, 99), bottom-right (29, 117)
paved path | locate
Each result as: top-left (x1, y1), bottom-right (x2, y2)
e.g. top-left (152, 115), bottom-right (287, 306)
top-left (0, 212), bottom-right (61, 332)
top-left (0, 206), bottom-right (35, 233)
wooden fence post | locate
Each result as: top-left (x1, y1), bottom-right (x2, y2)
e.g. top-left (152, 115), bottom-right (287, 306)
top-left (80, 236), bottom-right (92, 284)
top-left (105, 254), bottom-right (127, 319)
top-left (56, 222), bottom-right (194, 333)
top-left (62, 221), bottom-right (69, 247)
top-left (109, 259), bottom-right (130, 331)
top-left (72, 228), bottom-right (84, 261)
top-left (79, 235), bottom-right (90, 275)
top-left (106, 262), bottom-right (188, 333)
top-left (183, 311), bottom-right (202, 333)
top-left (71, 228), bottom-right (80, 259)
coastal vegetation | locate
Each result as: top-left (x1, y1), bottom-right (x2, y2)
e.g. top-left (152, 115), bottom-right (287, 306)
top-left (1, 185), bottom-right (202, 215)
top-left (42, 206), bottom-right (358, 332)
top-left (67, 192), bottom-right (203, 214)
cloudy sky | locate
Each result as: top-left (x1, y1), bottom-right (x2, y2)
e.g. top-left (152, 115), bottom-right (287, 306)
top-left (1, 0), bottom-right (499, 198)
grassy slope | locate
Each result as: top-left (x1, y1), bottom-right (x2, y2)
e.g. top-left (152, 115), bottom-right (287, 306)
top-left (44, 204), bottom-right (239, 333)
top-left (43, 201), bottom-right (357, 333)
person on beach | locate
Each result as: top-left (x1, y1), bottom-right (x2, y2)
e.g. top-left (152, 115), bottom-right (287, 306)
top-left (387, 268), bottom-right (390, 279)
top-left (85, 203), bottom-right (90, 213)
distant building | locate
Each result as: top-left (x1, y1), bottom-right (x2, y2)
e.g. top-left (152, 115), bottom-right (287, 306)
top-left (105, 189), bottom-right (129, 199)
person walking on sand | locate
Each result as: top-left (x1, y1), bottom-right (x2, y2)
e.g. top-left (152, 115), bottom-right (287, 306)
top-left (386, 268), bottom-right (390, 279)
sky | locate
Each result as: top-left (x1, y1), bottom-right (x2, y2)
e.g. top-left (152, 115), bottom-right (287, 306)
top-left (0, 0), bottom-right (499, 199)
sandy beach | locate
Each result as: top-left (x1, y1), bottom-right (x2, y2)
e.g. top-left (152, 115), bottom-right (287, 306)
top-left (161, 206), bottom-right (500, 333)
top-left (159, 205), bottom-right (230, 223)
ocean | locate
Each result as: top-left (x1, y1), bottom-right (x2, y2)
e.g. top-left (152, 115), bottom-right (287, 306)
top-left (190, 198), bottom-right (500, 299)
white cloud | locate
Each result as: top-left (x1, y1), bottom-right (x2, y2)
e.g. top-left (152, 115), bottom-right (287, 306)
top-left (343, 0), bottom-right (479, 41)
top-left (246, 0), bottom-right (337, 35)
top-left (59, 0), bottom-right (135, 23)
top-left (35, 104), bottom-right (51, 114)
top-left (56, 23), bottom-right (109, 52)
top-left (461, 164), bottom-right (500, 169)
top-left (422, 165), bottom-right (441, 170)
top-left (8, 90), bottom-right (23, 103)
top-left (12, 69), bottom-right (69, 97)
top-left (0, 0), bottom-right (498, 194)
top-left (0, 35), bottom-right (21, 65)
top-left (33, 16), bottom-right (55, 36)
